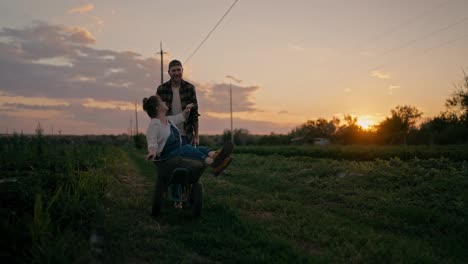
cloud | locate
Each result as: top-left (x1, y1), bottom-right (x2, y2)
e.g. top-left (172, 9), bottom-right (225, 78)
top-left (388, 85), bottom-right (400, 95)
top-left (288, 43), bottom-right (305, 52)
top-left (82, 98), bottom-right (135, 110)
top-left (0, 22), bottom-right (96, 61)
top-left (197, 83), bottom-right (259, 113)
top-left (2, 103), bottom-right (69, 111)
top-left (90, 15), bottom-right (104, 27)
top-left (0, 100), bottom-right (144, 134)
top-left (68, 3), bottom-right (104, 29)
top-left (69, 27), bottom-right (96, 43)
top-left (0, 22), bottom-right (154, 101)
top-left (67, 4), bottom-right (95, 14)
top-left (0, 92), bottom-right (70, 106)
top-left (0, 97), bottom-right (287, 135)
top-left (371, 70), bottom-right (390, 79)
top-left (0, 22), bottom-right (267, 134)
top-left (200, 115), bottom-right (295, 135)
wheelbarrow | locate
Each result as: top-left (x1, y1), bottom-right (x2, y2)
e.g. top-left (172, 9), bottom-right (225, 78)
top-left (151, 156), bottom-right (207, 218)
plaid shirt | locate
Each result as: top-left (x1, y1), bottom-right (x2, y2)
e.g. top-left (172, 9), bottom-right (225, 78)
top-left (156, 79), bottom-right (199, 137)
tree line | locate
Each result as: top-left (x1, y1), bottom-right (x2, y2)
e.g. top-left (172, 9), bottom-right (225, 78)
top-left (218, 73), bottom-right (468, 146)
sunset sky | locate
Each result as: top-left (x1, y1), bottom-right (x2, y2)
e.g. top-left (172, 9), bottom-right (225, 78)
top-left (1, 0), bottom-right (467, 135)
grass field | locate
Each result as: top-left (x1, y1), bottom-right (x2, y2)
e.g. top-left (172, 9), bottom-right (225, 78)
top-left (2, 136), bottom-right (467, 263)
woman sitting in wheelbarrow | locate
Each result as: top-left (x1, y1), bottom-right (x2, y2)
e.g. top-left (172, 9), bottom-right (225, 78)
top-left (142, 95), bottom-right (233, 177)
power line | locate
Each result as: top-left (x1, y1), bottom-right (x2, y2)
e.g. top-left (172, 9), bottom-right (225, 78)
top-left (332, 14), bottom-right (468, 85)
top-left (184, 0), bottom-right (239, 64)
top-left (316, 0), bottom-right (455, 68)
top-left (372, 31), bottom-right (468, 71)
top-left (376, 15), bottom-right (468, 58)
top-left (367, 0), bottom-right (454, 43)
top-left (420, 31), bottom-right (468, 56)
top-left (368, 15), bottom-right (468, 70)
top-left (331, 26), bottom-right (468, 90)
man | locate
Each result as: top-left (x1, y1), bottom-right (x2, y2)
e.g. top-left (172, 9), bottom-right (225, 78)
top-left (156, 59), bottom-right (199, 146)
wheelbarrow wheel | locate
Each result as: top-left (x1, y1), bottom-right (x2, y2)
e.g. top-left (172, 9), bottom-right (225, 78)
top-left (151, 175), bottom-right (165, 217)
top-left (190, 182), bottom-right (203, 218)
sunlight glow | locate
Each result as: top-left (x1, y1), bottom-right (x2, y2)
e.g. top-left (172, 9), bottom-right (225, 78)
top-left (357, 116), bottom-right (376, 130)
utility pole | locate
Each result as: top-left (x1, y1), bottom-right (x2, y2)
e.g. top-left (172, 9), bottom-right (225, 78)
top-left (130, 119), bottom-right (133, 137)
top-left (157, 42), bottom-right (167, 86)
top-left (134, 101), bottom-right (139, 136)
top-left (230, 81), bottom-right (234, 145)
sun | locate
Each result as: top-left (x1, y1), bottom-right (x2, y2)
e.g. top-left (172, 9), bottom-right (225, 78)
top-left (357, 116), bottom-right (375, 130)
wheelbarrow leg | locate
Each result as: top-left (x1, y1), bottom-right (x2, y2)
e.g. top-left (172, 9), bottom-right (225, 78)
top-left (151, 175), bottom-right (165, 217)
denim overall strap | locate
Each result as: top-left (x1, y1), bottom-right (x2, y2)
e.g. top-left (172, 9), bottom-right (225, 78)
top-left (160, 122), bottom-right (181, 158)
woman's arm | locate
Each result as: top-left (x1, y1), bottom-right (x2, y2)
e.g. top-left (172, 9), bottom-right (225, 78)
top-left (167, 103), bottom-right (195, 125)
top-left (145, 124), bottom-right (159, 160)
top-left (146, 146), bottom-right (157, 161)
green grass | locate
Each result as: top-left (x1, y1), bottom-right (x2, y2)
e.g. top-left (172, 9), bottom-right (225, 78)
top-left (3, 137), bottom-right (467, 263)
top-left (108, 148), bottom-right (467, 263)
top-left (101, 148), bottom-right (317, 263)
top-left (0, 136), bottom-right (127, 263)
top-left (203, 154), bottom-right (468, 263)
top-left (234, 145), bottom-right (468, 161)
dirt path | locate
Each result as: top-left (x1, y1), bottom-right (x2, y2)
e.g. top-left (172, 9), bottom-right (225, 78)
top-left (97, 152), bottom-right (216, 264)
top-left (97, 156), bottom-right (159, 263)
top-left (96, 151), bottom-right (313, 263)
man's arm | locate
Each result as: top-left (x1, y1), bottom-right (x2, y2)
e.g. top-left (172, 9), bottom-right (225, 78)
top-left (156, 83), bottom-right (164, 95)
top-left (191, 87), bottom-right (199, 145)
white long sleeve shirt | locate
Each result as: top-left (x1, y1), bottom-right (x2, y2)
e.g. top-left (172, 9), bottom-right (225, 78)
top-left (146, 113), bottom-right (185, 156)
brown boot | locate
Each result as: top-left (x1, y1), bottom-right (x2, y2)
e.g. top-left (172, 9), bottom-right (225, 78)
top-left (213, 156), bottom-right (233, 177)
top-left (212, 142), bottom-right (233, 168)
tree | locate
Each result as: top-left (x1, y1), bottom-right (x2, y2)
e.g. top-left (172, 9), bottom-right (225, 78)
top-left (376, 105), bottom-right (423, 144)
top-left (222, 128), bottom-right (255, 145)
top-left (391, 105), bottom-right (423, 130)
top-left (336, 115), bottom-right (362, 144)
top-left (445, 71), bottom-right (468, 125)
top-left (290, 117), bottom-right (340, 143)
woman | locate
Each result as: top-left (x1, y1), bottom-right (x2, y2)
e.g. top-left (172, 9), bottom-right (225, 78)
top-left (142, 95), bottom-right (233, 175)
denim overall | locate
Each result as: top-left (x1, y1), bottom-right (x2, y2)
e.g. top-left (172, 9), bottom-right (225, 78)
top-left (159, 122), bottom-right (212, 201)
top-left (160, 122), bottom-right (212, 161)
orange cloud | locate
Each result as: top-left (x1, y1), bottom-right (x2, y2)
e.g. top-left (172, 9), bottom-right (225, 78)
top-left (82, 98), bottom-right (135, 111)
top-left (67, 26), bottom-right (96, 44)
top-left (6, 109), bottom-right (64, 120)
top-left (67, 4), bottom-right (95, 14)
top-left (0, 93), bottom-right (69, 106)
top-left (205, 110), bottom-right (304, 127)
